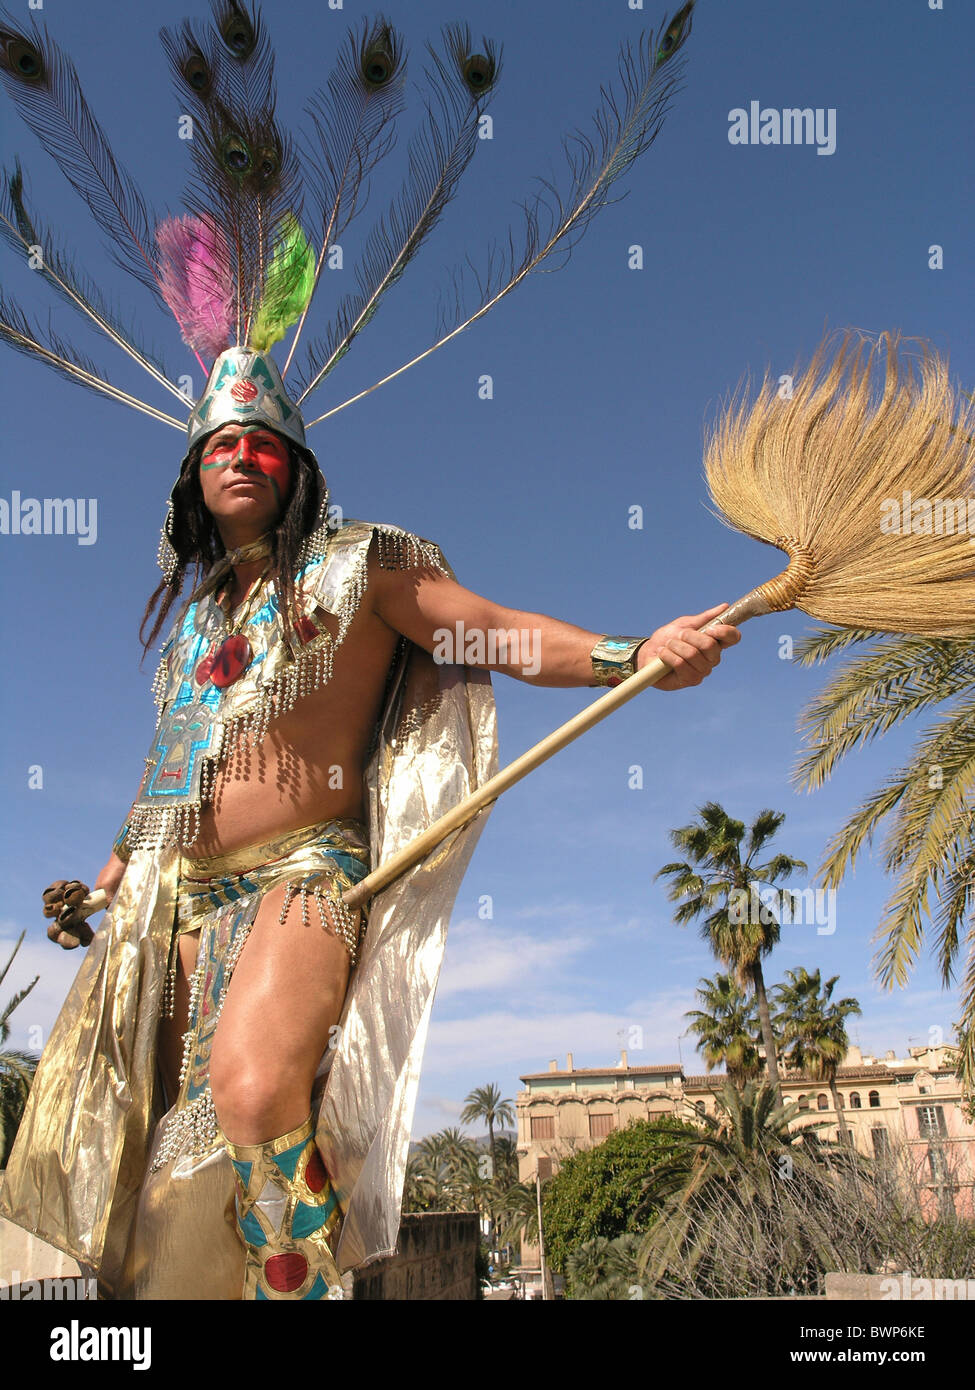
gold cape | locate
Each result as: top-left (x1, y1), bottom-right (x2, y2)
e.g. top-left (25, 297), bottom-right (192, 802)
top-left (0, 523), bottom-right (498, 1296)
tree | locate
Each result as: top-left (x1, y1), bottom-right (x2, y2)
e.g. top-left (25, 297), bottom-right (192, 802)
top-left (565, 1233), bottom-right (644, 1300)
top-left (459, 1083), bottom-right (515, 1180)
top-left (542, 1117), bottom-right (698, 1275)
top-left (635, 1081), bottom-right (877, 1298)
top-left (794, 628), bottom-right (975, 1084)
top-left (402, 1128), bottom-right (476, 1213)
top-left (684, 973), bottom-right (763, 1085)
top-left (773, 967), bottom-right (862, 1144)
top-left (657, 802), bottom-right (807, 1101)
top-left (459, 1083), bottom-right (515, 1252)
top-left (496, 1179), bottom-right (540, 1251)
top-left (0, 932), bottom-right (40, 1167)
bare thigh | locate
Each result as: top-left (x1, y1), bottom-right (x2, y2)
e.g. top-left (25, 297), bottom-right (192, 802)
top-left (208, 881), bottom-right (355, 1145)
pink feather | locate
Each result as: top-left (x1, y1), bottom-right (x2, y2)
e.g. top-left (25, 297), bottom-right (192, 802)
top-left (156, 215), bottom-right (234, 361)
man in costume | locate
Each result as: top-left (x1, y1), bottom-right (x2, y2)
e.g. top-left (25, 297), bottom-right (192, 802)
top-left (0, 4), bottom-right (723, 1298)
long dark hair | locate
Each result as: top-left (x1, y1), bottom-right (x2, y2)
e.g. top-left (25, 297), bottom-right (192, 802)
top-left (140, 437), bottom-right (327, 654)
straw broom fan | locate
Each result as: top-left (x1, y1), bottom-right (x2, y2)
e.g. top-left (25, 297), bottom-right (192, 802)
top-left (62, 330), bottom-right (975, 936)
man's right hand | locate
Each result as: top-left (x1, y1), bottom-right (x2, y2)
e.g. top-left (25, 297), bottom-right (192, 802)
top-left (42, 880), bottom-right (95, 949)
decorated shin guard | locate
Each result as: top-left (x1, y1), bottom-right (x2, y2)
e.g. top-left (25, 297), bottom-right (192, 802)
top-left (225, 1118), bottom-right (344, 1300)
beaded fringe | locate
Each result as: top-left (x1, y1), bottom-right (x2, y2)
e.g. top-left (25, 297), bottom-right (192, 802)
top-left (136, 526), bottom-right (450, 850)
top-left (127, 801), bottom-right (202, 853)
top-left (156, 500), bottom-right (179, 583)
top-left (278, 879), bottom-right (363, 966)
top-left (149, 915), bottom-right (254, 1173)
top-left (374, 531), bottom-right (443, 572)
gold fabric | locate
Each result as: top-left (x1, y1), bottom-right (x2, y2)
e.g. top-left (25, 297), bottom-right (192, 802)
top-left (179, 817), bottom-right (367, 882)
top-left (320, 652), bottom-right (497, 1271)
top-left (0, 522), bottom-right (498, 1293)
top-left (0, 846), bottom-right (179, 1294)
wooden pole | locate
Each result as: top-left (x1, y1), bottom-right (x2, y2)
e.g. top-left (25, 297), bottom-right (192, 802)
top-left (340, 587), bottom-right (772, 911)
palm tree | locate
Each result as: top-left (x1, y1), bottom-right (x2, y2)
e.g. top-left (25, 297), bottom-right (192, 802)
top-left (492, 1134), bottom-right (519, 1189)
top-left (684, 973), bottom-right (763, 1086)
top-left (564, 1235), bottom-right (612, 1296)
top-left (403, 1128), bottom-right (478, 1213)
top-left (566, 1233), bottom-right (644, 1300)
top-left (634, 1081), bottom-right (873, 1297)
top-left (773, 967), bottom-right (862, 1144)
top-left (497, 1179), bottom-right (540, 1251)
top-left (459, 1083), bottom-right (515, 1180)
top-left (1, 932), bottom-right (40, 1166)
top-left (657, 803), bottom-right (807, 1101)
top-left (794, 627), bottom-right (975, 1085)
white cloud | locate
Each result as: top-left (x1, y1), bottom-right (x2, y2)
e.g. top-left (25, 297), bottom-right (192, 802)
top-left (437, 919), bottom-right (591, 998)
top-left (424, 996), bottom-right (692, 1076)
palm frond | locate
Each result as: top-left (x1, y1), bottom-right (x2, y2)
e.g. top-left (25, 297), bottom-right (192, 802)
top-left (794, 635), bottom-right (975, 791)
top-left (793, 624), bottom-right (882, 667)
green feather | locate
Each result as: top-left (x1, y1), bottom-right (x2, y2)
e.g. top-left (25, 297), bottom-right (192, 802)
top-left (250, 214), bottom-right (315, 351)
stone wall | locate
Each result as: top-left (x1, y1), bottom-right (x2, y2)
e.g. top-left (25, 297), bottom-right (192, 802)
top-left (352, 1212), bottom-right (480, 1301)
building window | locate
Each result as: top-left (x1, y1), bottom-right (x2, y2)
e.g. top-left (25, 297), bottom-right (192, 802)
top-left (530, 1115), bottom-right (555, 1141)
top-left (589, 1112), bottom-right (614, 1139)
top-left (871, 1127), bottom-right (890, 1157)
top-left (917, 1105), bottom-right (947, 1140)
top-left (927, 1149), bottom-right (949, 1184)
top-left (817, 1094), bottom-right (829, 1111)
top-left (798, 1094), bottom-right (809, 1111)
top-left (868, 1090), bottom-right (881, 1108)
top-left (695, 1100), bottom-right (706, 1116)
top-left (850, 1092), bottom-right (861, 1109)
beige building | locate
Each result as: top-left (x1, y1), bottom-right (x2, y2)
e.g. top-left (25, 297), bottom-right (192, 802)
top-left (516, 1043), bottom-right (975, 1271)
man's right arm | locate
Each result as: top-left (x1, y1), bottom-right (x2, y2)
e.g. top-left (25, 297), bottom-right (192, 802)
top-left (47, 771), bottom-right (143, 949)
top-left (94, 852), bottom-right (128, 904)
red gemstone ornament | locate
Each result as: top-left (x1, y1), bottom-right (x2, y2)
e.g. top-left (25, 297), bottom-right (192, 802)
top-left (230, 379), bottom-right (258, 403)
top-left (194, 651), bottom-right (215, 685)
top-left (264, 1252), bottom-right (307, 1293)
top-left (305, 1150), bottom-right (328, 1193)
top-left (209, 635), bottom-right (252, 688)
top-left (294, 614), bottom-right (318, 645)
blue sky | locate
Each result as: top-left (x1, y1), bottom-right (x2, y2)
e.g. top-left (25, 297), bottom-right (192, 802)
top-left (0, 0), bottom-right (972, 1143)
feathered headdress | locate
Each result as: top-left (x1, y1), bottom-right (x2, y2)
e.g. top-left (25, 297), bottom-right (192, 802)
top-left (0, 1), bottom-right (695, 493)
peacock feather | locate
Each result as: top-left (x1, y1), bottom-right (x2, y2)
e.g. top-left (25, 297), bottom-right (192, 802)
top-left (0, 0), bottom-right (696, 428)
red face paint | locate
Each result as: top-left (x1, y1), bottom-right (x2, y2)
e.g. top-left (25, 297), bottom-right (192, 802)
top-left (201, 426), bottom-right (291, 509)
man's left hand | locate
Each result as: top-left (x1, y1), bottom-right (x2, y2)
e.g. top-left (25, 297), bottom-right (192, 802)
top-left (638, 604), bottom-right (741, 691)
